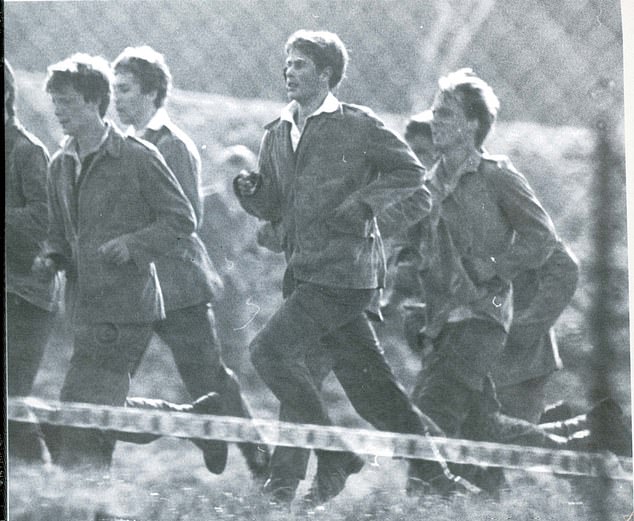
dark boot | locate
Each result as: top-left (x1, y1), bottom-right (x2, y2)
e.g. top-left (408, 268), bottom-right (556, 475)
top-left (301, 450), bottom-right (365, 506)
top-left (122, 393), bottom-right (228, 474)
top-left (238, 441), bottom-right (271, 482)
top-left (539, 401), bottom-right (573, 424)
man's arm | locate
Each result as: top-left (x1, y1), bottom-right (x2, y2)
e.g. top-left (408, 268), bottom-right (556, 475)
top-left (513, 241), bottom-right (579, 327)
top-left (6, 141), bottom-right (50, 259)
top-left (332, 114), bottom-right (430, 231)
top-left (156, 136), bottom-right (203, 226)
top-left (37, 159), bottom-right (73, 277)
top-left (486, 160), bottom-right (558, 282)
top-left (233, 130), bottom-right (282, 222)
top-left (112, 147), bottom-right (197, 269)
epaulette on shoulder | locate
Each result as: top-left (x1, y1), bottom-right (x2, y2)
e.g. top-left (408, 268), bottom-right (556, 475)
top-left (480, 152), bottom-right (518, 175)
top-left (343, 103), bottom-right (377, 119)
top-left (264, 117), bottom-right (282, 130)
top-left (17, 127), bottom-right (47, 151)
top-left (128, 133), bottom-right (160, 153)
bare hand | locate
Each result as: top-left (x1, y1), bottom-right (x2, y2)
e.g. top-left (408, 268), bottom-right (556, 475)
top-left (98, 238), bottom-right (131, 265)
top-left (32, 255), bottom-right (57, 281)
top-left (235, 170), bottom-right (259, 196)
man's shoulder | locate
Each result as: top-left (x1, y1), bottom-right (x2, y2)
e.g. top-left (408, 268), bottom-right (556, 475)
top-left (154, 123), bottom-right (199, 157)
top-left (9, 124), bottom-right (49, 158)
top-left (479, 152), bottom-right (523, 182)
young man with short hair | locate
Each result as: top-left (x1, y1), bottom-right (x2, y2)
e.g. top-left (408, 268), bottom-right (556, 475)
top-left (111, 45), bottom-right (269, 479)
top-left (5, 59), bottom-right (60, 462)
top-left (235, 30), bottom-right (474, 507)
top-left (36, 53), bottom-right (197, 471)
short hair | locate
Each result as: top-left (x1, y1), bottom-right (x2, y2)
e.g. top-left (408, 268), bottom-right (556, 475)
top-left (437, 68), bottom-right (500, 148)
top-left (112, 46), bottom-right (172, 108)
top-left (4, 59), bottom-right (17, 118)
top-left (405, 109), bottom-right (433, 141)
top-left (285, 30), bottom-right (349, 89)
top-left (45, 53), bottom-right (112, 117)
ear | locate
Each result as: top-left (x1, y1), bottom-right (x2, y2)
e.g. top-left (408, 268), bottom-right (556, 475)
top-left (320, 66), bottom-right (333, 84)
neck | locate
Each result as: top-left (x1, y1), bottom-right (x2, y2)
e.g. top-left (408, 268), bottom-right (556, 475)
top-left (440, 144), bottom-right (478, 178)
top-left (76, 118), bottom-right (107, 158)
top-left (135, 108), bottom-right (157, 133)
top-left (296, 91), bottom-right (329, 129)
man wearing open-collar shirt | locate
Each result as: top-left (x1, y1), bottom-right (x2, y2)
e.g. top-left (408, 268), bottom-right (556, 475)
top-left (112, 46), bottom-right (269, 480)
top-left (234, 30), bottom-right (475, 507)
top-left (35, 53), bottom-right (197, 471)
top-left (408, 68), bottom-right (558, 491)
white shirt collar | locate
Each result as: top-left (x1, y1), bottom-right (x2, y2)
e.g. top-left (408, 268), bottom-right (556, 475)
top-left (128, 107), bottom-right (171, 137)
top-left (280, 93), bottom-right (340, 151)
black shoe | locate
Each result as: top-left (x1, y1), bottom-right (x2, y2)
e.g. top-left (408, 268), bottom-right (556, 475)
top-left (239, 442), bottom-right (271, 482)
top-left (191, 392), bottom-right (229, 474)
top-left (301, 451), bottom-right (365, 506)
top-left (586, 398), bottom-right (632, 457)
top-left (261, 476), bottom-right (300, 504)
top-left (539, 401), bottom-right (573, 424)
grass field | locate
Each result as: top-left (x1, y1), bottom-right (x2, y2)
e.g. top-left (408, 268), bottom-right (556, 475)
top-left (7, 71), bottom-right (633, 520)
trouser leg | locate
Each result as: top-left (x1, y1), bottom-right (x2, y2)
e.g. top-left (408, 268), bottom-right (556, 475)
top-left (250, 283), bottom-right (373, 481)
top-left (155, 303), bottom-right (266, 474)
top-left (409, 320), bottom-right (507, 487)
top-left (496, 375), bottom-right (550, 424)
top-left (6, 294), bottom-right (56, 463)
top-left (269, 347), bottom-right (333, 481)
top-left (56, 322), bottom-right (153, 471)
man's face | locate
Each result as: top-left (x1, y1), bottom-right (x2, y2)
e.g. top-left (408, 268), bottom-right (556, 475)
top-left (430, 91), bottom-right (477, 152)
top-left (405, 132), bottom-right (437, 170)
top-left (284, 48), bottom-right (325, 106)
top-left (114, 71), bottom-right (156, 128)
top-left (50, 85), bottom-right (101, 137)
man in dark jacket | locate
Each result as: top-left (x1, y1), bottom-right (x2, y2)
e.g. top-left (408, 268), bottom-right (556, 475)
top-left (5, 59), bottom-right (60, 462)
top-left (235, 30), bottom-right (474, 507)
top-left (112, 45), bottom-right (269, 479)
top-left (34, 53), bottom-right (196, 471)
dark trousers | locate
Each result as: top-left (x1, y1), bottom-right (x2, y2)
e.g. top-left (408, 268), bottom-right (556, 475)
top-left (7, 293), bottom-right (55, 462)
top-left (250, 282), bottom-right (433, 481)
top-left (410, 319), bottom-right (507, 487)
top-left (153, 303), bottom-right (252, 420)
top-left (57, 322), bottom-right (154, 470)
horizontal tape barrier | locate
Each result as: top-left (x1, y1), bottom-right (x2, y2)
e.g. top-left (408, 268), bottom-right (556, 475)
top-left (8, 397), bottom-right (632, 481)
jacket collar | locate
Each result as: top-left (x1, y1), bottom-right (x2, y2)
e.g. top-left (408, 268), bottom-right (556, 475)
top-left (427, 148), bottom-right (482, 200)
top-left (130, 107), bottom-right (171, 137)
top-left (265, 94), bottom-right (344, 130)
top-left (61, 121), bottom-right (123, 160)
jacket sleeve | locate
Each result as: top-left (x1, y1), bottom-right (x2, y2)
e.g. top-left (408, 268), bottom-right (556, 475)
top-left (44, 159), bottom-right (73, 269)
top-left (6, 140), bottom-right (50, 257)
top-left (156, 136), bottom-right (204, 228)
top-left (339, 115), bottom-right (430, 230)
top-left (124, 147), bottom-right (197, 269)
top-left (513, 241), bottom-right (579, 327)
top-left (233, 130), bottom-right (283, 222)
top-left (491, 160), bottom-right (558, 280)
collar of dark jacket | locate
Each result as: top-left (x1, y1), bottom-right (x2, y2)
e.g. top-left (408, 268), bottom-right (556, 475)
top-left (61, 121), bottom-right (123, 159)
top-left (427, 149), bottom-right (482, 200)
top-left (263, 103), bottom-right (345, 130)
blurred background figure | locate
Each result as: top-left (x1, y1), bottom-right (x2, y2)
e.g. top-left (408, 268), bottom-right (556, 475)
top-left (5, 58), bottom-right (60, 463)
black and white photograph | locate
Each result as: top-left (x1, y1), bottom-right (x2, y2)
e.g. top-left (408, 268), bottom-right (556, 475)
top-left (4, 1), bottom-right (633, 520)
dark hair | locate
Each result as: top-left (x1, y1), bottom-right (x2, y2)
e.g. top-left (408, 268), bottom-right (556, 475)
top-left (45, 53), bottom-right (112, 117)
top-left (405, 109), bottom-right (433, 140)
top-left (438, 68), bottom-right (500, 148)
top-left (4, 59), bottom-right (16, 117)
top-left (112, 46), bottom-right (172, 108)
top-left (285, 30), bottom-right (349, 89)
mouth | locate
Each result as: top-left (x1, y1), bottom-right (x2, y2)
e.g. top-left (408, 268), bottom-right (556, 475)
top-left (286, 81), bottom-right (299, 90)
